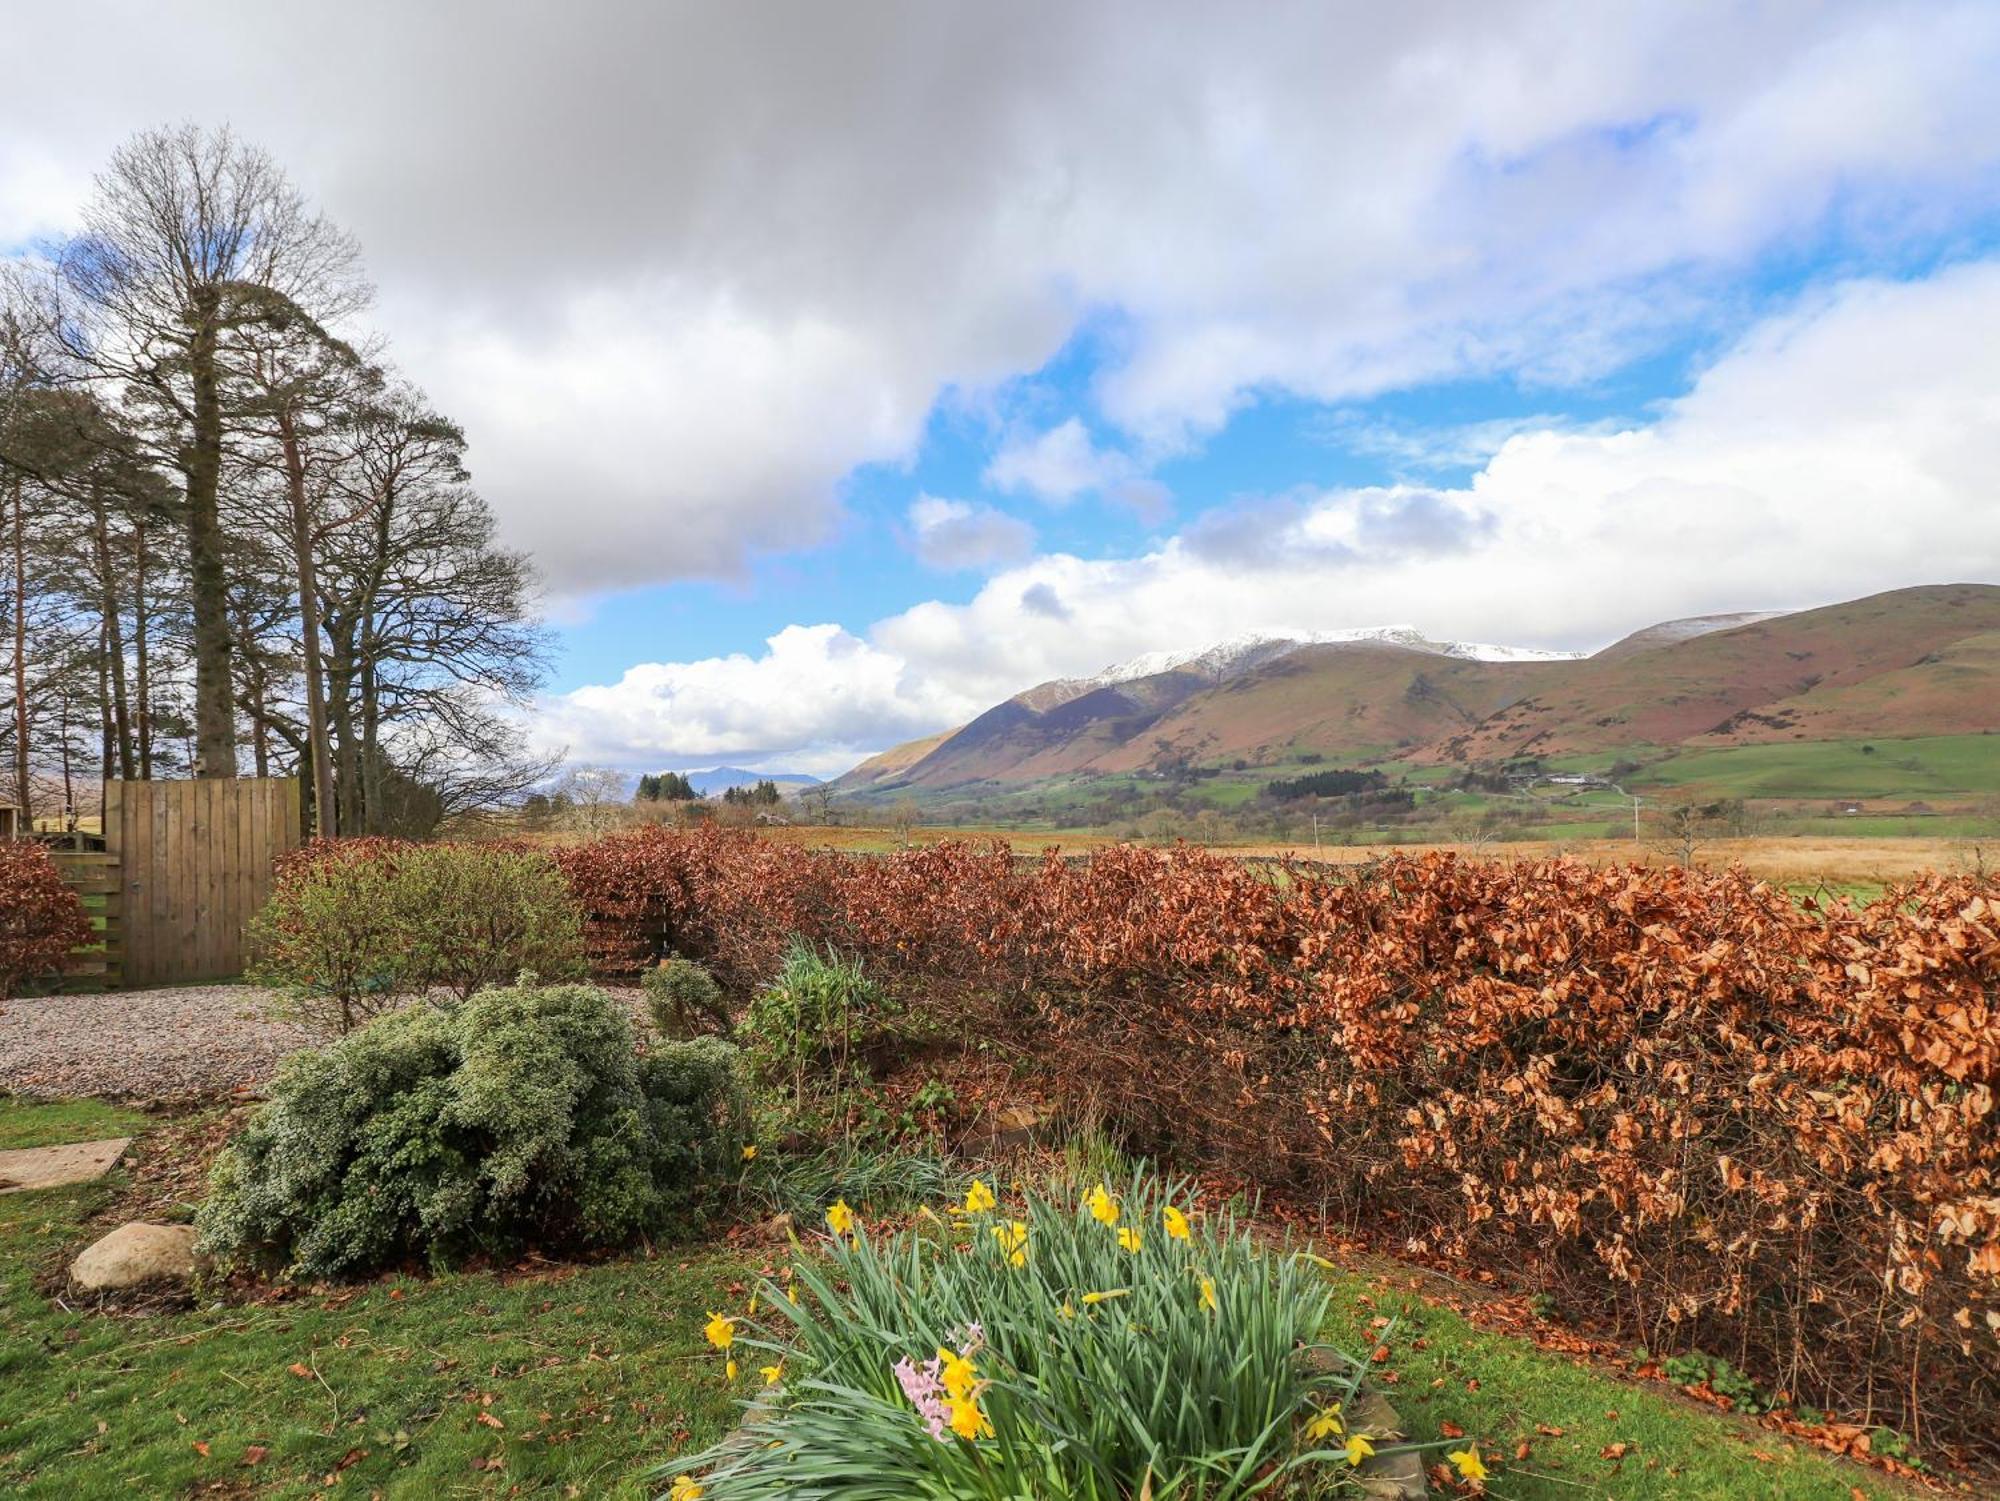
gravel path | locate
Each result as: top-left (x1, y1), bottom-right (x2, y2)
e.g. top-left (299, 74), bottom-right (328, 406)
top-left (0, 986), bottom-right (316, 1101)
top-left (1, 984), bottom-right (653, 1102)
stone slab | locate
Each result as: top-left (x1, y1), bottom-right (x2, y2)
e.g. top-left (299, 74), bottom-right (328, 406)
top-left (0, 1137), bottom-right (131, 1194)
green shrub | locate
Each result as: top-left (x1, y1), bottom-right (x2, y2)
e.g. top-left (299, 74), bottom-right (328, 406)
top-left (248, 842), bottom-right (587, 1032)
top-left (664, 1167), bottom-right (1458, 1499)
top-left (245, 844), bottom-right (407, 1033)
top-left (643, 955), bottom-right (732, 1039)
top-left (198, 977), bottom-right (741, 1279)
top-left (744, 942), bottom-right (909, 1102)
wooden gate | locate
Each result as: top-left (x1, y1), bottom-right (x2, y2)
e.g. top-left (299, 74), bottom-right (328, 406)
top-left (100, 777), bottom-right (303, 987)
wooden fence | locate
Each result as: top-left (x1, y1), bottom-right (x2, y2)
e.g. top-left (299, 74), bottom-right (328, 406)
top-left (52, 777), bottom-right (301, 989)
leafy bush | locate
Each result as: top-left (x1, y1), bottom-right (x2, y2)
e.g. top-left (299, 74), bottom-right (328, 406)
top-left (744, 943), bottom-right (907, 1107)
top-left (665, 1167), bottom-right (1453, 1498)
top-left (249, 840), bottom-right (587, 1032)
top-left (643, 955), bottom-right (732, 1039)
top-left (0, 841), bottom-right (95, 1003)
top-left (547, 825), bottom-right (2000, 1456)
top-left (198, 977), bottom-right (741, 1278)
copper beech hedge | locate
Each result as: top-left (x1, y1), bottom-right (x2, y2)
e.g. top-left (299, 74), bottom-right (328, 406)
top-left (310, 826), bottom-right (2000, 1454)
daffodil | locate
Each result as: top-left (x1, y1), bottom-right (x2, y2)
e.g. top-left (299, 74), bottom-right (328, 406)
top-left (1162, 1204), bottom-right (1191, 1241)
top-left (992, 1219), bottom-right (1029, 1267)
top-left (759, 1362), bottom-right (784, 1386)
top-left (827, 1198), bottom-right (855, 1237)
top-left (1198, 1275), bottom-right (1218, 1312)
top-left (1083, 1182), bottom-right (1120, 1227)
top-left (669, 1475), bottom-right (704, 1500)
top-left (1117, 1225), bottom-right (1143, 1253)
top-left (786, 1283), bottom-right (799, 1305)
top-left (963, 1178), bottom-right (997, 1214)
top-left (1080, 1288), bottom-right (1129, 1306)
top-left (936, 1347), bottom-right (978, 1401)
top-left (1343, 1434), bottom-right (1376, 1466)
top-left (947, 1393), bottom-right (994, 1441)
top-left (745, 1290), bottom-right (758, 1315)
top-left (703, 1311), bottom-right (737, 1351)
top-left (1448, 1447), bottom-right (1490, 1482)
top-left (1304, 1404), bottom-right (1343, 1441)
top-left (724, 1357), bottom-right (738, 1382)
top-left (1058, 1299), bottom-right (1077, 1320)
top-left (741, 1144), bottom-right (757, 1161)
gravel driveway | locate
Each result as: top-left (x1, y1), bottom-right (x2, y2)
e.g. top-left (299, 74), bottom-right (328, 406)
top-left (1, 983), bottom-right (652, 1102)
top-left (0, 986), bottom-right (316, 1101)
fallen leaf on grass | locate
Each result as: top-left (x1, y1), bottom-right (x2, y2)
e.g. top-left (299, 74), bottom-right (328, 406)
top-left (1440, 1421), bottom-right (1465, 1438)
top-left (191, 1441), bottom-right (210, 1458)
top-left (240, 1445), bottom-right (269, 1466)
top-left (288, 1362), bottom-right (312, 1379)
top-left (1600, 1442), bottom-right (1632, 1461)
top-left (475, 1410), bottom-right (505, 1430)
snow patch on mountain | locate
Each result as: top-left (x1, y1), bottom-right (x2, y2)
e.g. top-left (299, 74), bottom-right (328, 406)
top-left (1076, 627), bottom-right (1582, 689)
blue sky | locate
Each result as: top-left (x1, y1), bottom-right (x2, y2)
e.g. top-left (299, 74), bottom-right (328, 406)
top-left (5, 2), bottom-right (1999, 774)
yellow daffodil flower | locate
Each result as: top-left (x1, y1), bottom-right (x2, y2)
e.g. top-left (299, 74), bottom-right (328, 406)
top-left (1343, 1434), bottom-right (1375, 1466)
top-left (1084, 1183), bottom-right (1120, 1226)
top-left (947, 1394), bottom-right (994, 1441)
top-left (826, 1198), bottom-right (855, 1237)
top-left (937, 1347), bottom-right (978, 1401)
top-left (786, 1283), bottom-right (799, 1305)
top-left (669, 1476), bottom-right (704, 1501)
top-left (741, 1144), bottom-right (757, 1161)
top-left (746, 1290), bottom-right (758, 1315)
top-left (1162, 1204), bottom-right (1191, 1241)
top-left (1117, 1225), bottom-right (1143, 1253)
top-left (724, 1357), bottom-right (738, 1382)
top-left (1448, 1448), bottom-right (1490, 1482)
top-left (1304, 1404), bottom-right (1343, 1441)
top-left (760, 1362), bottom-right (784, 1387)
top-left (963, 1179), bottom-right (997, 1214)
top-left (703, 1312), bottom-right (737, 1350)
top-left (1059, 1299), bottom-right (1077, 1320)
top-left (1080, 1288), bottom-right (1129, 1306)
top-left (1198, 1276), bottom-right (1218, 1313)
top-left (992, 1219), bottom-right (1029, 1267)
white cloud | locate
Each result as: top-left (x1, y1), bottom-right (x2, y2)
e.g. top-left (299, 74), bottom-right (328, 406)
top-left (906, 495), bottom-right (1035, 570)
top-left (536, 624), bottom-right (984, 777)
top-left (548, 261), bottom-right (2000, 768)
top-left (6, 3), bottom-right (1995, 593)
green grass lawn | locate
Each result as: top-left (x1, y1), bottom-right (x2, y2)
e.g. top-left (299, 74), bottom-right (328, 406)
top-left (1633, 733), bottom-right (2000, 800)
top-left (0, 1099), bottom-right (1928, 1499)
top-left (0, 1103), bottom-right (744, 1498)
top-left (1320, 1271), bottom-right (1909, 1500)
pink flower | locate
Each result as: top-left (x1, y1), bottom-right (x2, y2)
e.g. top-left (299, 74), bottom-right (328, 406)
top-left (893, 1354), bottom-right (949, 1441)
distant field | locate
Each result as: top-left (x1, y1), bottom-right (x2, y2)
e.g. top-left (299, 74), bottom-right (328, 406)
top-left (755, 824), bottom-right (1981, 888)
top-left (1629, 733), bottom-right (2000, 799)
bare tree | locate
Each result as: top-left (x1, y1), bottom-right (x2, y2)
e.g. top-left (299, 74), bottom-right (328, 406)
top-left (43, 124), bottom-right (368, 777)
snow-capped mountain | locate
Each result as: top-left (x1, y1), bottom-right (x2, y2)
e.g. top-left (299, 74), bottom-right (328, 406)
top-left (1074, 626), bottom-right (1583, 691)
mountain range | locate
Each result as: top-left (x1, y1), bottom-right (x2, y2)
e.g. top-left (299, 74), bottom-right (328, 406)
top-left (682, 767), bottom-right (822, 797)
top-left (832, 584), bottom-right (2000, 795)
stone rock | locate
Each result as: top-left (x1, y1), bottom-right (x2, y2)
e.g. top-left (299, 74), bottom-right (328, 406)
top-left (761, 1212), bottom-right (795, 1243)
top-left (69, 1222), bottom-right (200, 1292)
top-left (0, 1137), bottom-right (131, 1194)
top-left (962, 1103), bottom-right (1056, 1155)
top-left (1353, 1390), bottom-right (1428, 1499)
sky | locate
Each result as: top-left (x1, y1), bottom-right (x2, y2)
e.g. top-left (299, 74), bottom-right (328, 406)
top-left (4, 1), bottom-right (1999, 777)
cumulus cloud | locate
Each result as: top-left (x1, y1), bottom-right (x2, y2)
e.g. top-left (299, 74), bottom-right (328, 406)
top-left (545, 260), bottom-right (2000, 767)
top-left (906, 495), bottom-right (1035, 570)
top-left (7, 2), bottom-right (1996, 593)
top-left (534, 624), bottom-right (983, 777)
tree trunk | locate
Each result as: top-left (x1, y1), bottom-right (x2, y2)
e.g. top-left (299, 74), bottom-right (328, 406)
top-left (184, 299), bottom-right (238, 778)
top-left (89, 492), bottom-right (136, 779)
top-left (278, 411), bottom-right (336, 837)
top-left (133, 514), bottom-right (152, 779)
top-left (9, 474), bottom-right (30, 815)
